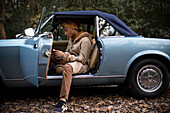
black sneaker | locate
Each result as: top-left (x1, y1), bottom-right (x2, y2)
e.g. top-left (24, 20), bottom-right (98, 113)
top-left (52, 100), bottom-right (68, 113)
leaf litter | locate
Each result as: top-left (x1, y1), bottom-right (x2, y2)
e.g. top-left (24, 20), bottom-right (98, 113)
top-left (0, 86), bottom-right (169, 112)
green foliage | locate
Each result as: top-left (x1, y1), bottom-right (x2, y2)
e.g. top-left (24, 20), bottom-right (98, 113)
top-left (3, 0), bottom-right (170, 39)
top-left (30, 14), bottom-right (41, 29)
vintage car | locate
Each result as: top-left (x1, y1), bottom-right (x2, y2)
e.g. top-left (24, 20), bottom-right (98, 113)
top-left (0, 8), bottom-right (169, 98)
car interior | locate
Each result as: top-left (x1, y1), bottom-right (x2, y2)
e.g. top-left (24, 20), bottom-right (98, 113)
top-left (47, 15), bottom-right (100, 76)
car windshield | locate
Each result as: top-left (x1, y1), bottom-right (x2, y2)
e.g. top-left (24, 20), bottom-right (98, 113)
top-left (34, 7), bottom-right (46, 35)
top-left (39, 15), bottom-right (54, 34)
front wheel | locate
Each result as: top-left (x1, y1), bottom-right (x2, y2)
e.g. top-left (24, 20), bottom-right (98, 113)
top-left (128, 59), bottom-right (169, 98)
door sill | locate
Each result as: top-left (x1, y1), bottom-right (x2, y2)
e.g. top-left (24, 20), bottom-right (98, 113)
top-left (47, 74), bottom-right (93, 79)
top-left (47, 75), bottom-right (126, 80)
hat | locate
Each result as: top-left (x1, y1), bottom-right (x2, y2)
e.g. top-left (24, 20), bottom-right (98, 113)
top-left (61, 20), bottom-right (79, 30)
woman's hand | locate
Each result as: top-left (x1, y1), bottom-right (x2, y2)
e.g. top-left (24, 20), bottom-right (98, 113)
top-left (53, 49), bottom-right (64, 58)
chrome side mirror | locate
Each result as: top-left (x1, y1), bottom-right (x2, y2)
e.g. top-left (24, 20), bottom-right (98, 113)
top-left (24, 28), bottom-right (34, 36)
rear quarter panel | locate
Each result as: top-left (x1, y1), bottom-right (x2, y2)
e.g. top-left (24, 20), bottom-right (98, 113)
top-left (97, 37), bottom-right (170, 76)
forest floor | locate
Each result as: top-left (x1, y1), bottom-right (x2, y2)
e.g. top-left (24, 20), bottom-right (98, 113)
top-left (0, 85), bottom-right (169, 113)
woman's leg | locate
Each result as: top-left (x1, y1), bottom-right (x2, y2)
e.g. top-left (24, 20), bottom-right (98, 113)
top-left (50, 53), bottom-right (66, 65)
top-left (59, 64), bottom-right (73, 100)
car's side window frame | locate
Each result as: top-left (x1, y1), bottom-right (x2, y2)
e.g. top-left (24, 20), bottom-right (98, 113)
top-left (95, 16), bottom-right (100, 38)
top-left (96, 16), bottom-right (123, 38)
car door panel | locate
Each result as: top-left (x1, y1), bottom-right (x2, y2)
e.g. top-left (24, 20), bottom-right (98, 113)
top-left (0, 39), bottom-right (39, 87)
top-left (38, 33), bottom-right (53, 80)
top-left (20, 46), bottom-right (39, 86)
top-left (0, 45), bottom-right (23, 79)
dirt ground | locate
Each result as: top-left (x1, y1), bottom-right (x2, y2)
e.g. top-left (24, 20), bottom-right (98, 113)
top-left (0, 86), bottom-right (169, 113)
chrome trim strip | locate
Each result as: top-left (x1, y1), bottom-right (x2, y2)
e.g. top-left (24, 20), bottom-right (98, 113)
top-left (96, 16), bottom-right (99, 38)
top-left (4, 78), bottom-right (24, 81)
top-left (40, 15), bottom-right (54, 30)
top-left (47, 75), bottom-right (126, 80)
top-left (3, 75), bottom-right (126, 81)
top-left (3, 74), bottom-right (36, 81)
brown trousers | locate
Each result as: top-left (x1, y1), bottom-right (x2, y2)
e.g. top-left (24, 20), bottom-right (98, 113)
top-left (59, 64), bottom-right (72, 100)
top-left (51, 53), bottom-right (73, 100)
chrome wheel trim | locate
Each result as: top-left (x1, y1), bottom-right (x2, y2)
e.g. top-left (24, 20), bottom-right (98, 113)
top-left (137, 65), bottom-right (163, 93)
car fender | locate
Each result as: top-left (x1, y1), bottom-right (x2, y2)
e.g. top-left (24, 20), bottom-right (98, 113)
top-left (124, 50), bottom-right (170, 75)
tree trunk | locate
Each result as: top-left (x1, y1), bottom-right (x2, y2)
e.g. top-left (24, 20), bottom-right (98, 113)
top-left (0, 23), bottom-right (6, 39)
top-left (31, 0), bottom-right (35, 18)
top-left (0, 0), bottom-right (6, 39)
top-left (37, 0), bottom-right (40, 14)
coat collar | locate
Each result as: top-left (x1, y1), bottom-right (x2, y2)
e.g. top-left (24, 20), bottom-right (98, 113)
top-left (72, 31), bottom-right (83, 41)
top-left (73, 32), bottom-right (92, 43)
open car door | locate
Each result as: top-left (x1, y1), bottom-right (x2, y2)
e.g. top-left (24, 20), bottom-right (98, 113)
top-left (19, 32), bottom-right (53, 87)
top-left (22, 7), bottom-right (53, 87)
top-left (20, 41), bottom-right (39, 87)
top-left (38, 32), bottom-right (53, 82)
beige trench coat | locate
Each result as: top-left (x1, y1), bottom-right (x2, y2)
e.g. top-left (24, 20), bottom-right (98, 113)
top-left (63, 32), bottom-right (92, 74)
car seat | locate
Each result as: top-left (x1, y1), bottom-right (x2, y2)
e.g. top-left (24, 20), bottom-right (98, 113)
top-left (55, 38), bottom-right (99, 74)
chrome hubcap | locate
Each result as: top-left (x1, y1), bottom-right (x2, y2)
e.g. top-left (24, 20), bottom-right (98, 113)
top-left (137, 65), bottom-right (163, 92)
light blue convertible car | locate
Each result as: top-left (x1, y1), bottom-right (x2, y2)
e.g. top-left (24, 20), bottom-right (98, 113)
top-left (0, 9), bottom-right (169, 98)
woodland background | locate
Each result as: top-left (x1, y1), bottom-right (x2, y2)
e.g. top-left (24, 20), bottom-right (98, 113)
top-left (0, 0), bottom-right (169, 39)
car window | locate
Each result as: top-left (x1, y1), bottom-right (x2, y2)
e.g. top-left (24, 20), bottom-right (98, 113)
top-left (98, 17), bottom-right (121, 37)
top-left (55, 25), bottom-right (68, 40)
top-left (54, 22), bottom-right (94, 41)
top-left (40, 16), bottom-right (53, 34)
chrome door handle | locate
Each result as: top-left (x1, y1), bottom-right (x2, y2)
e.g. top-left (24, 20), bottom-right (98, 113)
top-left (44, 50), bottom-right (51, 57)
